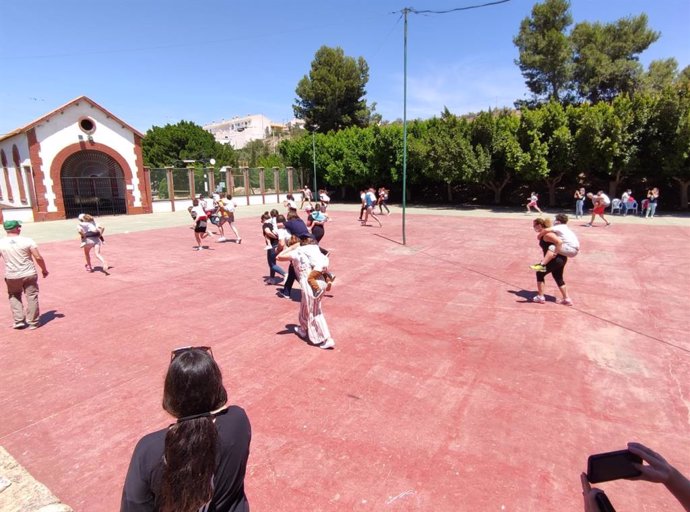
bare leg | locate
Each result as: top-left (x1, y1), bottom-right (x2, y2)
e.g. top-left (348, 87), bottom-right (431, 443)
top-left (83, 246), bottom-right (93, 270)
top-left (558, 283), bottom-right (569, 300)
top-left (93, 244), bottom-right (108, 270)
top-left (229, 222), bottom-right (241, 242)
top-left (369, 209), bottom-right (382, 227)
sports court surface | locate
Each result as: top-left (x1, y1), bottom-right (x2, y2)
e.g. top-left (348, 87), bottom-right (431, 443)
top-left (1, 204), bottom-right (689, 511)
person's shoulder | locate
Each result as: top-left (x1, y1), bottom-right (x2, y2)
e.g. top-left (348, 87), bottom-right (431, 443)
top-left (132, 427), bottom-right (167, 458)
top-left (216, 405), bottom-right (251, 431)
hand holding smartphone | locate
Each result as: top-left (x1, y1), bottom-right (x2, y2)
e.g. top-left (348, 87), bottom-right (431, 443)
top-left (587, 449), bottom-right (643, 483)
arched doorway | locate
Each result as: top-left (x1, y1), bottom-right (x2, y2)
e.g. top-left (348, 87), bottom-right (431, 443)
top-left (60, 150), bottom-right (127, 218)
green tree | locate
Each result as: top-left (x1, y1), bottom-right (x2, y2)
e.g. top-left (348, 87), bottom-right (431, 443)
top-left (293, 46), bottom-right (372, 133)
top-left (518, 101), bottom-right (576, 205)
top-left (142, 120), bottom-right (236, 168)
top-left (469, 110), bottom-right (525, 204)
top-left (514, 0), bottom-right (574, 103)
top-left (641, 58), bottom-right (679, 94)
top-left (370, 123), bottom-right (405, 186)
top-left (235, 139), bottom-right (284, 169)
top-left (572, 95), bottom-right (649, 196)
top-left (571, 15), bottom-right (660, 102)
top-left (424, 109), bottom-right (477, 201)
top-left (647, 89), bottom-right (690, 209)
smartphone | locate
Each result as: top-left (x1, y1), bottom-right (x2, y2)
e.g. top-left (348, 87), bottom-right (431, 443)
top-left (594, 492), bottom-right (616, 512)
top-left (587, 449), bottom-right (642, 483)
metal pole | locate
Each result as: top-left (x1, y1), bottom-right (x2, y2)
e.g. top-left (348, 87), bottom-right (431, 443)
top-left (402, 8), bottom-right (409, 246)
top-left (312, 130), bottom-right (318, 194)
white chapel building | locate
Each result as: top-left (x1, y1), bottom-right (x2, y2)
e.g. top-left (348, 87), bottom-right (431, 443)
top-left (0, 96), bottom-right (151, 222)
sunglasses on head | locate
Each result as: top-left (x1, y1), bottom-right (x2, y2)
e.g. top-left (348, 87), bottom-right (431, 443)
top-left (170, 346), bottom-right (213, 361)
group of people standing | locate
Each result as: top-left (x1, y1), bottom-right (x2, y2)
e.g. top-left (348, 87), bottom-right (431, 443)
top-left (574, 187), bottom-right (660, 221)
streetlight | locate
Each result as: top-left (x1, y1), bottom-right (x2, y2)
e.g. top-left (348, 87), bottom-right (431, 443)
top-left (311, 125), bottom-right (318, 193)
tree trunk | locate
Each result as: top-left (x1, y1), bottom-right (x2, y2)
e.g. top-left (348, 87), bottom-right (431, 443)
top-left (544, 172), bottom-right (565, 207)
top-left (487, 176), bottom-right (510, 204)
top-left (608, 169), bottom-right (623, 199)
top-left (447, 182), bottom-right (453, 202)
top-left (674, 178), bottom-right (689, 210)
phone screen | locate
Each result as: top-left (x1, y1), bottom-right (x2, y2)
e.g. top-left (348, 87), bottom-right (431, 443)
top-left (587, 449), bottom-right (642, 483)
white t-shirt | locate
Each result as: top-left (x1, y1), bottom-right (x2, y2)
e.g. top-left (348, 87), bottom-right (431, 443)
top-left (599, 193), bottom-right (611, 206)
top-left (0, 235), bottom-right (38, 279)
top-left (220, 199), bottom-right (236, 213)
top-left (319, 193), bottom-right (330, 203)
top-left (301, 244), bottom-right (329, 272)
top-left (191, 205), bottom-right (207, 220)
top-left (78, 220), bottom-right (100, 236)
top-left (202, 198), bottom-right (216, 211)
top-left (552, 224), bottom-right (580, 249)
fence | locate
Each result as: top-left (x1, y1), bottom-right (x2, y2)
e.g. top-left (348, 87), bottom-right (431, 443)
top-left (146, 166), bottom-right (302, 212)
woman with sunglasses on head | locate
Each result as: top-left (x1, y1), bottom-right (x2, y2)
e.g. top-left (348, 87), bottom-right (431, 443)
top-left (121, 347), bottom-right (251, 512)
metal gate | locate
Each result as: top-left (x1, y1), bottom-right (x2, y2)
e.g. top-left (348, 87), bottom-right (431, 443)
top-left (60, 150), bottom-right (127, 218)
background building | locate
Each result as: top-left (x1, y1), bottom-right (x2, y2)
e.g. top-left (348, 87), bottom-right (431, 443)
top-left (0, 96), bottom-right (151, 222)
top-left (204, 114), bottom-right (288, 149)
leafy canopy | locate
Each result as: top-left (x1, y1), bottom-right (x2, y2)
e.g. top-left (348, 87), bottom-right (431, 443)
top-left (293, 46), bottom-right (372, 133)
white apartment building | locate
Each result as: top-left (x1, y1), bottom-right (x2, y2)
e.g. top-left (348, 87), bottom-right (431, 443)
top-left (204, 114), bottom-right (287, 149)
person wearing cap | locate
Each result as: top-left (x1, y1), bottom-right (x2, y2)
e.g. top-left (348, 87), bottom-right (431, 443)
top-left (0, 220), bottom-right (49, 329)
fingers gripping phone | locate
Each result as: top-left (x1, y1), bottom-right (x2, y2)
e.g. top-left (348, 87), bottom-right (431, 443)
top-left (594, 492), bottom-right (616, 512)
top-left (587, 449), bottom-right (642, 483)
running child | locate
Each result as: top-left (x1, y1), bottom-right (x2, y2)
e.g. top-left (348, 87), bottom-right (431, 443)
top-left (525, 192), bottom-right (543, 214)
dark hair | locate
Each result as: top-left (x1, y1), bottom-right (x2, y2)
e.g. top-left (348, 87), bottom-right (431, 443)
top-left (286, 211), bottom-right (299, 221)
top-left (159, 349), bottom-right (227, 512)
top-left (300, 236), bottom-right (317, 246)
top-left (555, 213), bottom-right (569, 224)
top-left (261, 212), bottom-right (271, 221)
top-left (276, 214), bottom-right (286, 224)
top-left (192, 199), bottom-right (199, 206)
top-left (270, 209), bottom-right (279, 217)
top-left (226, 194), bottom-right (233, 200)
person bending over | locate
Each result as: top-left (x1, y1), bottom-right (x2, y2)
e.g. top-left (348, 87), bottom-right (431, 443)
top-left (530, 213), bottom-right (580, 272)
top-left (299, 234), bottom-right (335, 298)
top-left (531, 217), bottom-right (573, 306)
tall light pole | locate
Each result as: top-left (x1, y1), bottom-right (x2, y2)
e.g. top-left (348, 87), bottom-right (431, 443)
top-left (397, 1), bottom-right (509, 246)
top-left (402, 8), bottom-right (409, 246)
top-left (311, 127), bottom-right (318, 193)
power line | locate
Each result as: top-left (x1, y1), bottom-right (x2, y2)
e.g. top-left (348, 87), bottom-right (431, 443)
top-left (391, 0), bottom-right (510, 17)
top-left (393, 0), bottom-right (511, 245)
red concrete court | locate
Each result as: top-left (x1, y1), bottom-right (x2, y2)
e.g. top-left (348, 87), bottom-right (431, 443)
top-left (1, 209), bottom-right (689, 511)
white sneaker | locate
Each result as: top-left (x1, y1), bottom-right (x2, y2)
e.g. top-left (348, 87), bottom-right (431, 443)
top-left (557, 298), bottom-right (573, 306)
top-left (217, 237), bottom-right (227, 242)
top-left (319, 338), bottom-right (335, 349)
top-left (532, 295), bottom-right (546, 304)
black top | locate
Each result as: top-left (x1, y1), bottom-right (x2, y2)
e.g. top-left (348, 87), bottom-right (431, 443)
top-left (121, 406), bottom-right (251, 512)
top-left (262, 221), bottom-right (278, 247)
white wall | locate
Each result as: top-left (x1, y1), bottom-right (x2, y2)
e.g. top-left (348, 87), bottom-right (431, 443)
top-left (34, 101), bottom-right (142, 212)
top-left (0, 133), bottom-right (31, 208)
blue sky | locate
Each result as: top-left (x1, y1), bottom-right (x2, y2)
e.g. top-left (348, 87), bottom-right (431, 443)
top-left (1, 0), bottom-right (688, 134)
